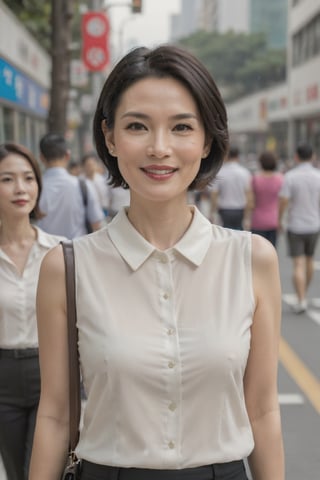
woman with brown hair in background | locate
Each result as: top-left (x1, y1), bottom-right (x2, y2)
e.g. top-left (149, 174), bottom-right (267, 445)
top-left (0, 143), bottom-right (64, 480)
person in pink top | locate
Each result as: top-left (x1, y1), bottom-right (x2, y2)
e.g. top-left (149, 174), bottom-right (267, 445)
top-left (250, 151), bottom-right (283, 247)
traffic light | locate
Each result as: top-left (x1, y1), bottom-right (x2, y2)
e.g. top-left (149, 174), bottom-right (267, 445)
top-left (131, 0), bottom-right (142, 13)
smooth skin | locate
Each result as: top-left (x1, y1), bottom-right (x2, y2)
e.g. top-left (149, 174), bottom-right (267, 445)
top-left (0, 154), bottom-right (38, 271)
top-left (29, 77), bottom-right (284, 479)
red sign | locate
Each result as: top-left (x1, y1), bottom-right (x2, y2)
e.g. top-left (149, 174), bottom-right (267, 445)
top-left (82, 12), bottom-right (110, 71)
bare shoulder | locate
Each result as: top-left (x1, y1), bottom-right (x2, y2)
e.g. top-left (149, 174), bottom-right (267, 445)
top-left (251, 234), bottom-right (281, 298)
top-left (40, 244), bottom-right (65, 277)
top-left (38, 245), bottom-right (66, 302)
top-left (251, 234), bottom-right (278, 270)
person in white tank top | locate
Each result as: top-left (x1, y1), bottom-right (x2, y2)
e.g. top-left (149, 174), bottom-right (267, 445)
top-left (30, 46), bottom-right (284, 480)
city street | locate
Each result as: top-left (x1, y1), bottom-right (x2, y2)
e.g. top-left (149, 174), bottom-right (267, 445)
top-left (0, 233), bottom-right (319, 479)
top-left (276, 233), bottom-right (320, 479)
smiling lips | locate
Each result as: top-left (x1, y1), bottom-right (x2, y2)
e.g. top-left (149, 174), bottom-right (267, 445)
top-left (141, 165), bottom-right (178, 180)
top-left (13, 200), bottom-right (28, 206)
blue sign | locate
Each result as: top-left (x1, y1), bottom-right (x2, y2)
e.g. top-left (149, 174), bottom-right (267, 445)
top-left (0, 57), bottom-right (49, 117)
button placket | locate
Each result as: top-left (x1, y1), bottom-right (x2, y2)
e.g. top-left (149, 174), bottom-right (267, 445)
top-left (162, 253), bottom-right (181, 455)
top-left (156, 252), bottom-right (181, 457)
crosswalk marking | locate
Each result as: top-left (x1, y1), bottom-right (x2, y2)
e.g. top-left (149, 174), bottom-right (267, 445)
top-left (278, 393), bottom-right (304, 405)
top-left (282, 293), bottom-right (320, 326)
top-left (279, 338), bottom-right (320, 414)
top-left (306, 310), bottom-right (320, 326)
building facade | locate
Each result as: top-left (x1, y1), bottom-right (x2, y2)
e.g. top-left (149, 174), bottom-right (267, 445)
top-left (250, 0), bottom-right (288, 48)
top-left (0, 0), bottom-right (50, 152)
top-left (170, 0), bottom-right (200, 42)
top-left (227, 0), bottom-right (320, 162)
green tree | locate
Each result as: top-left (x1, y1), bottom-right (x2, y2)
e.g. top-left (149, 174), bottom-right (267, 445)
top-left (4, 0), bottom-right (51, 50)
top-left (178, 30), bottom-right (286, 101)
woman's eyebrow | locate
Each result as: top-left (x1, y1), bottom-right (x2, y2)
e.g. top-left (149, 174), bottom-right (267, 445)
top-left (120, 112), bottom-right (198, 120)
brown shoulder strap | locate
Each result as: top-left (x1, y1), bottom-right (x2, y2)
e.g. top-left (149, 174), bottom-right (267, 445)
top-left (61, 241), bottom-right (81, 451)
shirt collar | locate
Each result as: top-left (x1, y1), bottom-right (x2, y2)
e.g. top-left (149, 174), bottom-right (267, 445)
top-left (32, 225), bottom-right (63, 248)
top-left (107, 206), bottom-right (212, 271)
top-left (43, 167), bottom-right (69, 177)
top-left (296, 162), bottom-right (313, 169)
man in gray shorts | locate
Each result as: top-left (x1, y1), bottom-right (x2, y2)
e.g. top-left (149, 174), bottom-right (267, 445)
top-left (279, 143), bottom-right (320, 313)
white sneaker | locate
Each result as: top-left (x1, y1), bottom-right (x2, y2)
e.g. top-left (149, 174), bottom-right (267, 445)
top-left (291, 299), bottom-right (307, 314)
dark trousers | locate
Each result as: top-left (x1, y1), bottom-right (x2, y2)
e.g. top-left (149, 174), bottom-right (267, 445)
top-left (0, 351), bottom-right (40, 480)
top-left (80, 459), bottom-right (249, 480)
top-left (218, 209), bottom-right (244, 230)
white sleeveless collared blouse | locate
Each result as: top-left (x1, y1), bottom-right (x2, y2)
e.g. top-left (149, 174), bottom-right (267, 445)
top-left (74, 207), bottom-right (255, 469)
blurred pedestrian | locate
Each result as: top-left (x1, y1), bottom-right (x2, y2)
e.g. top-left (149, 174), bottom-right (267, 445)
top-left (81, 151), bottom-right (110, 217)
top-left (67, 158), bottom-right (82, 177)
top-left (194, 188), bottom-right (213, 221)
top-left (210, 146), bottom-right (252, 229)
top-left (250, 151), bottom-right (283, 247)
top-left (107, 186), bottom-right (130, 220)
top-left (37, 133), bottom-right (104, 238)
top-left (0, 143), bottom-right (64, 480)
top-left (279, 142), bottom-right (320, 313)
top-left (30, 45), bottom-right (284, 480)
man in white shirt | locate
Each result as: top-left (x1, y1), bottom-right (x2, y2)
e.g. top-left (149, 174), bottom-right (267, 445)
top-left (210, 146), bottom-right (252, 229)
top-left (279, 143), bottom-right (320, 313)
top-left (37, 134), bottom-right (104, 239)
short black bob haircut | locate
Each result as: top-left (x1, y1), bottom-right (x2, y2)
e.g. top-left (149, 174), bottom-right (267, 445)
top-left (93, 44), bottom-right (229, 190)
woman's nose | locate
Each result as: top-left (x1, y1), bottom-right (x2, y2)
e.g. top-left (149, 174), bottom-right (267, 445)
top-left (147, 132), bottom-right (172, 158)
top-left (14, 178), bottom-right (27, 193)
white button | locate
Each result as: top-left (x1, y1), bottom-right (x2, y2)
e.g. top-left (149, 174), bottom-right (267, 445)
top-left (167, 328), bottom-right (175, 336)
top-left (168, 361), bottom-right (175, 369)
top-left (160, 256), bottom-right (168, 263)
top-left (169, 402), bottom-right (177, 411)
top-left (163, 292), bottom-right (169, 300)
top-left (168, 441), bottom-right (175, 449)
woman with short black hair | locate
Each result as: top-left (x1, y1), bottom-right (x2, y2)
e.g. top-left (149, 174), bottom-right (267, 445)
top-left (30, 45), bottom-right (284, 480)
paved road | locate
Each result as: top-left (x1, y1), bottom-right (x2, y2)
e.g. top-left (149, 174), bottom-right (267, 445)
top-left (277, 233), bottom-right (320, 479)
top-left (1, 233), bottom-right (319, 479)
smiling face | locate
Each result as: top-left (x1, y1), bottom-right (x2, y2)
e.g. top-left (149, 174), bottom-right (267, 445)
top-left (102, 77), bottom-right (210, 206)
top-left (0, 153), bottom-right (38, 221)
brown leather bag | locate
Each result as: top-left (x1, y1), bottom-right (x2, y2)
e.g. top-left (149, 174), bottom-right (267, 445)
top-left (61, 241), bottom-right (81, 479)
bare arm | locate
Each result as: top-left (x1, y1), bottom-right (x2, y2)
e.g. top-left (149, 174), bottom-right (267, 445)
top-left (245, 234), bottom-right (285, 480)
top-left (243, 186), bottom-right (254, 230)
top-left (278, 196), bottom-right (288, 230)
top-left (29, 246), bottom-right (70, 480)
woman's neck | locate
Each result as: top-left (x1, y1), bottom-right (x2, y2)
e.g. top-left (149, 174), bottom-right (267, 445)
top-left (0, 218), bottom-right (36, 246)
top-left (127, 200), bottom-right (194, 251)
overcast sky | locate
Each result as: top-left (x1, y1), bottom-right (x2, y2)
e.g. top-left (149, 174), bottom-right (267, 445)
top-left (107, 0), bottom-right (181, 58)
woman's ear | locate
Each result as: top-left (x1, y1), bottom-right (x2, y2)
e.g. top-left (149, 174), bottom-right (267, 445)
top-left (101, 119), bottom-right (116, 156)
top-left (202, 140), bottom-right (212, 159)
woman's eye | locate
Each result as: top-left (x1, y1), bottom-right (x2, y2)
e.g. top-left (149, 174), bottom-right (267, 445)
top-left (174, 124), bottom-right (192, 132)
top-left (26, 175), bottom-right (35, 182)
top-left (126, 122), bottom-right (146, 131)
top-left (0, 177), bottom-right (12, 182)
